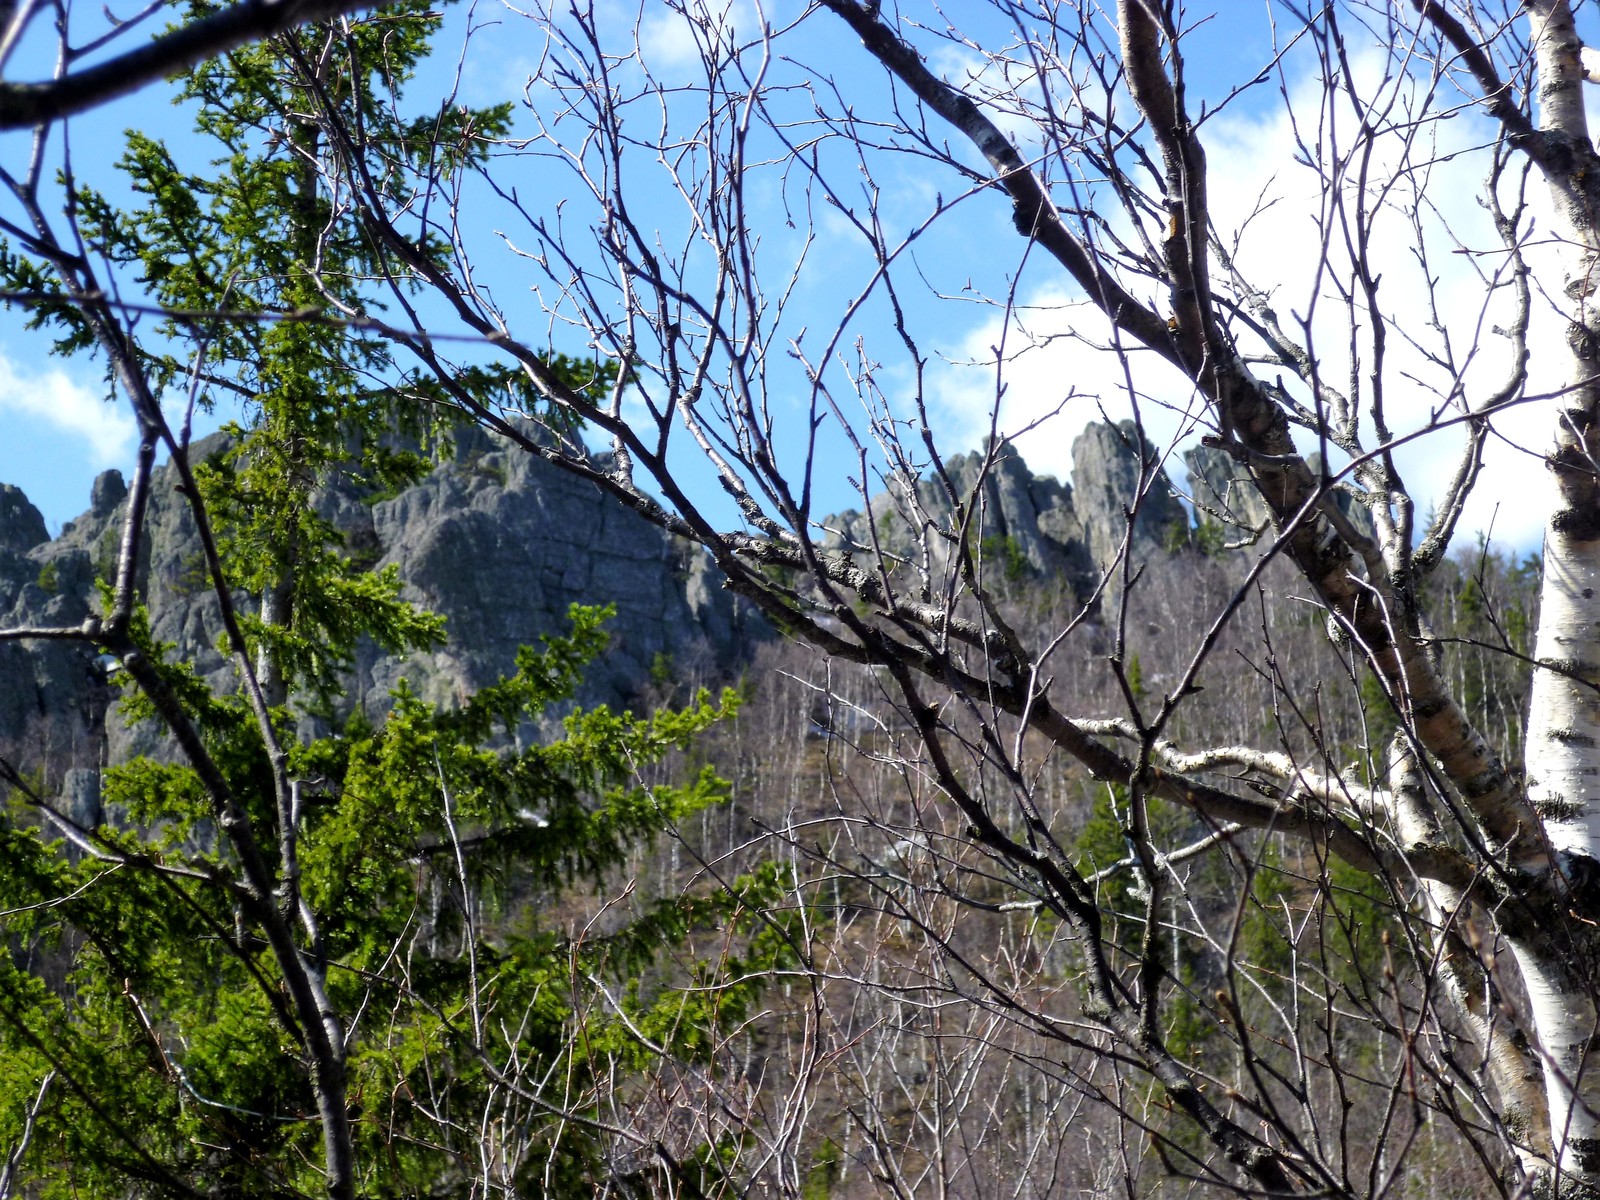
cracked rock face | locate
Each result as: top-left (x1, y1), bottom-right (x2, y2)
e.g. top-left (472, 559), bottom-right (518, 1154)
top-left (2, 417), bottom-right (1214, 781)
top-left (1185, 444), bottom-right (1274, 540)
top-left (0, 424), bottom-right (764, 777)
top-left (0, 484), bottom-right (47, 555)
top-left (822, 421), bottom-right (1191, 599)
top-left (1185, 444), bottom-right (1372, 545)
top-left (1068, 421), bottom-right (1190, 572)
top-left (823, 440), bottom-right (1095, 591)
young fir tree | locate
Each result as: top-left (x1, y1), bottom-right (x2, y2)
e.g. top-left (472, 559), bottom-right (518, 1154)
top-left (0, 9), bottom-right (796, 1196)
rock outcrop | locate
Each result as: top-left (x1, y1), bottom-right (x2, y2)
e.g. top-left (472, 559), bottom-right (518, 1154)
top-left (822, 441), bottom-right (1095, 591)
top-left (0, 482), bottom-right (113, 771)
top-left (1185, 443), bottom-right (1373, 544)
top-left (1, 417), bottom-right (1276, 778)
top-left (1185, 443), bottom-right (1274, 540)
top-left (340, 425), bottom-right (752, 724)
top-left (0, 424), bottom-right (763, 774)
top-left (0, 484), bottom-right (47, 554)
top-left (1069, 422), bottom-right (1189, 571)
top-left (823, 421), bottom-right (1191, 598)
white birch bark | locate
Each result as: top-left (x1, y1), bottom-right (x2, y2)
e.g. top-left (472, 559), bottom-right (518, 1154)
top-left (1520, 522), bottom-right (1600, 1188)
top-left (1518, 2), bottom-right (1600, 1186)
top-left (1388, 741), bottom-right (1555, 1181)
top-left (1527, 541), bottom-right (1600, 863)
top-left (1507, 938), bottom-right (1600, 1185)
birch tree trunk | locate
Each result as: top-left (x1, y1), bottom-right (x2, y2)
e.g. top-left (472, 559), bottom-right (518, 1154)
top-left (1503, 1), bottom-right (1600, 1185)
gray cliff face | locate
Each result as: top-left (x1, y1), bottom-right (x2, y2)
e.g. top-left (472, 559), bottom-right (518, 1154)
top-left (1184, 444), bottom-right (1274, 539)
top-left (0, 425), bottom-right (761, 775)
top-left (2, 418), bottom-right (1284, 777)
top-left (342, 425), bottom-right (753, 726)
top-left (1069, 421), bottom-right (1189, 572)
top-left (824, 421), bottom-right (1190, 597)
top-left (0, 481), bottom-right (115, 770)
top-left (1185, 443), bottom-right (1373, 544)
top-left (0, 484), bottom-right (47, 554)
top-left (824, 441), bottom-right (1096, 590)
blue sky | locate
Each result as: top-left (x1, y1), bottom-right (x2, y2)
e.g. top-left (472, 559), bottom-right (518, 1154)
top-left (0, 0), bottom-right (1563, 554)
top-left (0, 1), bottom-right (203, 532)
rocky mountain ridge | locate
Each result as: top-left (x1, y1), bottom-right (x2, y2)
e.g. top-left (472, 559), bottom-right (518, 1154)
top-left (823, 422), bottom-right (1269, 588)
top-left (0, 422), bottom-right (760, 777)
top-left (0, 419), bottom-right (1274, 785)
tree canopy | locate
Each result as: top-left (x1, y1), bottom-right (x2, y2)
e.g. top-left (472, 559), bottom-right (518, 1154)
top-left (9, 0), bottom-right (1600, 1196)
top-left (0, 12), bottom-right (797, 1195)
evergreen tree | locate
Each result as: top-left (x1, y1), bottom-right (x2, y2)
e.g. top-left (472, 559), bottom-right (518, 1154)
top-left (0, 10), bottom-right (796, 1195)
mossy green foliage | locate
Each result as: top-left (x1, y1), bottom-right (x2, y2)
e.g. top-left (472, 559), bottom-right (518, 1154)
top-left (979, 532), bottom-right (1030, 582)
top-left (1127, 653), bottom-right (1146, 702)
top-left (1192, 515), bottom-right (1229, 557)
top-left (803, 1137), bottom-right (843, 1199)
top-left (0, 8), bottom-right (777, 1193)
top-left (0, 606), bottom-right (795, 1195)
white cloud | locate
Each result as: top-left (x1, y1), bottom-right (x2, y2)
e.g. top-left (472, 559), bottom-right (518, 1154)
top-left (922, 45), bottom-right (1563, 551)
top-left (638, 0), bottom-right (761, 73)
top-left (0, 352), bottom-right (135, 465)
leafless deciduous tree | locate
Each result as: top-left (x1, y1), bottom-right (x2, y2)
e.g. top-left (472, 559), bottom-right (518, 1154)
top-left (293, 0), bottom-right (1600, 1191)
top-left (16, 0), bottom-right (1600, 1193)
